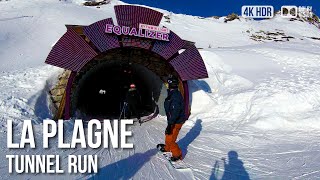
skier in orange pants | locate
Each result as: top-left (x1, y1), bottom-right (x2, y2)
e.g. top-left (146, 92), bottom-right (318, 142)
top-left (157, 76), bottom-right (186, 161)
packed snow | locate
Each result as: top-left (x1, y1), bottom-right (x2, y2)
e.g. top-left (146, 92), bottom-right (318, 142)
top-left (0, 0), bottom-right (320, 179)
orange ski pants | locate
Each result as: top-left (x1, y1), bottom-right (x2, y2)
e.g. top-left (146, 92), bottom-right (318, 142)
top-left (164, 123), bottom-right (183, 158)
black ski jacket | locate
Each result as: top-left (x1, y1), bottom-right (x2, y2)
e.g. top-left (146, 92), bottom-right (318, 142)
top-left (126, 88), bottom-right (141, 106)
top-left (164, 89), bottom-right (186, 125)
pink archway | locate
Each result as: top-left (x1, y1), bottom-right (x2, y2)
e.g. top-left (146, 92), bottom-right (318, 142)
top-left (45, 5), bottom-right (208, 120)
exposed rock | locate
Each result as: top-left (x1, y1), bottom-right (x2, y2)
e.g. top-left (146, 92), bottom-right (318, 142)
top-left (224, 13), bottom-right (239, 23)
top-left (249, 30), bottom-right (295, 42)
top-left (83, 0), bottom-right (110, 6)
top-left (164, 15), bottom-right (171, 23)
top-left (49, 70), bottom-right (71, 115)
top-left (52, 95), bottom-right (63, 103)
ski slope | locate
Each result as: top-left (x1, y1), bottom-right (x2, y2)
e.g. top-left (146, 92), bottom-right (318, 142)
top-left (1, 0), bottom-right (320, 179)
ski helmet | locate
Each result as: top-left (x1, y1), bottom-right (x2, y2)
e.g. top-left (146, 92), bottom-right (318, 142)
top-left (167, 77), bottom-right (179, 89)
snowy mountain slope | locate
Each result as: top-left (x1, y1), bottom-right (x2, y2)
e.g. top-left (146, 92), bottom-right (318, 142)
top-left (1, 0), bottom-right (320, 179)
top-left (1, 0), bottom-right (319, 72)
top-left (0, 0), bottom-right (124, 71)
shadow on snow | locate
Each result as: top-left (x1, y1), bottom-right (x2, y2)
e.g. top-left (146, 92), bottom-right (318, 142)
top-left (178, 119), bottom-right (202, 157)
top-left (210, 150), bottom-right (250, 180)
top-left (87, 149), bottom-right (157, 180)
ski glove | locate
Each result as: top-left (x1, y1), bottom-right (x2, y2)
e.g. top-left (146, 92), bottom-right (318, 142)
top-left (165, 124), bottom-right (173, 135)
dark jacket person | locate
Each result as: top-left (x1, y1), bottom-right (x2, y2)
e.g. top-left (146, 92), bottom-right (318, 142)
top-left (126, 83), bottom-right (141, 121)
top-left (163, 77), bottom-right (186, 161)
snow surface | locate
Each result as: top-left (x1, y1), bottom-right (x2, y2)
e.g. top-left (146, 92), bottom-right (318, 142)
top-left (1, 0), bottom-right (320, 179)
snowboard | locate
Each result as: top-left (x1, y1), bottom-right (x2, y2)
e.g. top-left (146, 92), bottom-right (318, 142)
top-left (157, 145), bottom-right (189, 170)
top-left (160, 151), bottom-right (189, 169)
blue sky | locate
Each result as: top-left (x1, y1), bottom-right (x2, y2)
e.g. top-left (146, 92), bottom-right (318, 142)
top-left (121, 0), bottom-right (320, 17)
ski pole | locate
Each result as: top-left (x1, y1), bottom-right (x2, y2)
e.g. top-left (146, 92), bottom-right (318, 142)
top-left (118, 102), bottom-right (126, 121)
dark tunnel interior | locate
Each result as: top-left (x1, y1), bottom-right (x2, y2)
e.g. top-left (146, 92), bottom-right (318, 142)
top-left (75, 61), bottom-right (164, 119)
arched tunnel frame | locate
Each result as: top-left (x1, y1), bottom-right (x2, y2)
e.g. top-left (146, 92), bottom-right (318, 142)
top-left (45, 5), bottom-right (208, 120)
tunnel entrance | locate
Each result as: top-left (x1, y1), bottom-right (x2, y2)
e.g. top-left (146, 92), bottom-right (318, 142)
top-left (71, 48), bottom-right (176, 120)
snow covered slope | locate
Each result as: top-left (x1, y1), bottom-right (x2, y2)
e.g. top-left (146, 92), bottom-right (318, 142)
top-left (1, 0), bottom-right (320, 179)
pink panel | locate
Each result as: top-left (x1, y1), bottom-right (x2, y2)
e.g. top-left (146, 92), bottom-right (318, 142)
top-left (83, 18), bottom-right (120, 52)
top-left (183, 81), bottom-right (190, 119)
top-left (152, 31), bottom-right (186, 60)
top-left (122, 36), bottom-right (152, 50)
top-left (170, 45), bottom-right (208, 81)
top-left (45, 28), bottom-right (97, 72)
top-left (64, 71), bottom-right (76, 120)
top-left (115, 5), bottom-right (163, 28)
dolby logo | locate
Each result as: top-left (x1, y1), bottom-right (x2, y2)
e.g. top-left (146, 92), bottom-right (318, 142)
top-left (281, 6), bottom-right (298, 18)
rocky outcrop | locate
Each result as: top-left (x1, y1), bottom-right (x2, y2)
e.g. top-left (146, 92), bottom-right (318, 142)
top-left (49, 70), bottom-right (71, 116)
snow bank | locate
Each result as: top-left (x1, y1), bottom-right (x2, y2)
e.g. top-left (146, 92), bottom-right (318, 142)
top-left (189, 42), bottom-right (320, 130)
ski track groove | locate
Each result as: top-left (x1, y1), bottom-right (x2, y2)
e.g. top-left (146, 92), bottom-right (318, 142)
top-left (292, 169), bottom-right (320, 179)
